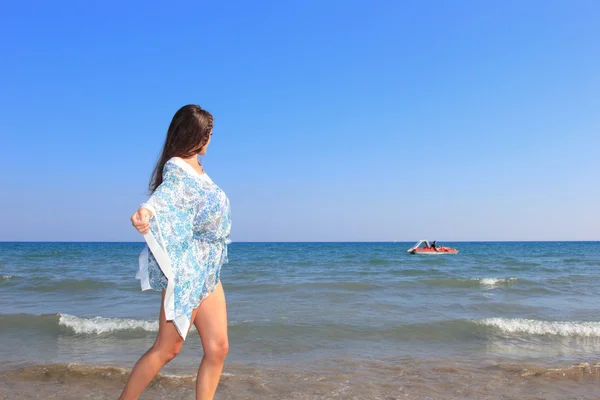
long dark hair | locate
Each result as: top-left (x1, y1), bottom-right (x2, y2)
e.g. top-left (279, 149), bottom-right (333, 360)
top-left (149, 105), bottom-right (213, 192)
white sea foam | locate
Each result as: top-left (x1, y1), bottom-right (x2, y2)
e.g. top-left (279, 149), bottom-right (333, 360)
top-left (58, 313), bottom-right (159, 334)
top-left (476, 317), bottom-right (600, 337)
top-left (472, 277), bottom-right (518, 287)
top-left (2, 275), bottom-right (13, 280)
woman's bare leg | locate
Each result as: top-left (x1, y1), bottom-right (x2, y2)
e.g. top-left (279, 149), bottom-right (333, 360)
top-left (119, 290), bottom-right (199, 400)
top-left (194, 282), bottom-right (229, 400)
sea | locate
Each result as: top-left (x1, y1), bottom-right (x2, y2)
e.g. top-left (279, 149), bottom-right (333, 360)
top-left (1, 241), bottom-right (599, 399)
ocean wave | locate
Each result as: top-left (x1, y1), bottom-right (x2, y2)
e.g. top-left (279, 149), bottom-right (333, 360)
top-left (58, 314), bottom-right (159, 334)
top-left (5, 312), bottom-right (600, 341)
top-left (494, 362), bottom-right (600, 381)
top-left (2, 275), bottom-right (13, 280)
top-left (422, 277), bottom-right (519, 288)
top-left (476, 317), bottom-right (600, 337)
top-left (474, 277), bottom-right (518, 287)
top-left (0, 313), bottom-right (162, 335)
top-left (0, 313), bottom-right (60, 332)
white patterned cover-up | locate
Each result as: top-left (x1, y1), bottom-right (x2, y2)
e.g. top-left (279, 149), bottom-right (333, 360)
top-left (136, 157), bottom-right (231, 339)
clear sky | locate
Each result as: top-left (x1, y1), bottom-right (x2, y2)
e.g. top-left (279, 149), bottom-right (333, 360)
top-left (1, 0), bottom-right (598, 242)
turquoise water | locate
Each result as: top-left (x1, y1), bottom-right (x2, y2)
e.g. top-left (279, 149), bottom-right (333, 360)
top-left (1, 242), bottom-right (600, 399)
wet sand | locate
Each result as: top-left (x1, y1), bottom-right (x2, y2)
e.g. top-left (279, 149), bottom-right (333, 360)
top-left (1, 359), bottom-right (599, 400)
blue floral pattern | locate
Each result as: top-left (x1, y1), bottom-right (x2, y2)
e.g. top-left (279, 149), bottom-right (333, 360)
top-left (136, 157), bottom-right (231, 338)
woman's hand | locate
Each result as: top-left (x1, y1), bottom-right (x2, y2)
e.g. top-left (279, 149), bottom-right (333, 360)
top-left (131, 208), bottom-right (153, 234)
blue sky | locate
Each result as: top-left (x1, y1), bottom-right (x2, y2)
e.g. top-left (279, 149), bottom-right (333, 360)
top-left (1, 0), bottom-right (598, 242)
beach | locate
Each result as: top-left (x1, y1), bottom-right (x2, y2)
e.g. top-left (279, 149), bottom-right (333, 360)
top-left (1, 241), bottom-right (600, 399)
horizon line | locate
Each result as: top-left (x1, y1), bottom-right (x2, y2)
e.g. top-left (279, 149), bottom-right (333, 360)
top-left (1, 240), bottom-right (599, 244)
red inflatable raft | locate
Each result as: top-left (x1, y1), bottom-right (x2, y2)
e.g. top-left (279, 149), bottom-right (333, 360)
top-left (407, 240), bottom-right (458, 255)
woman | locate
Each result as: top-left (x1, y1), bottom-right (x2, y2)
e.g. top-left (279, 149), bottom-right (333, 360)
top-left (121, 105), bottom-right (231, 400)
